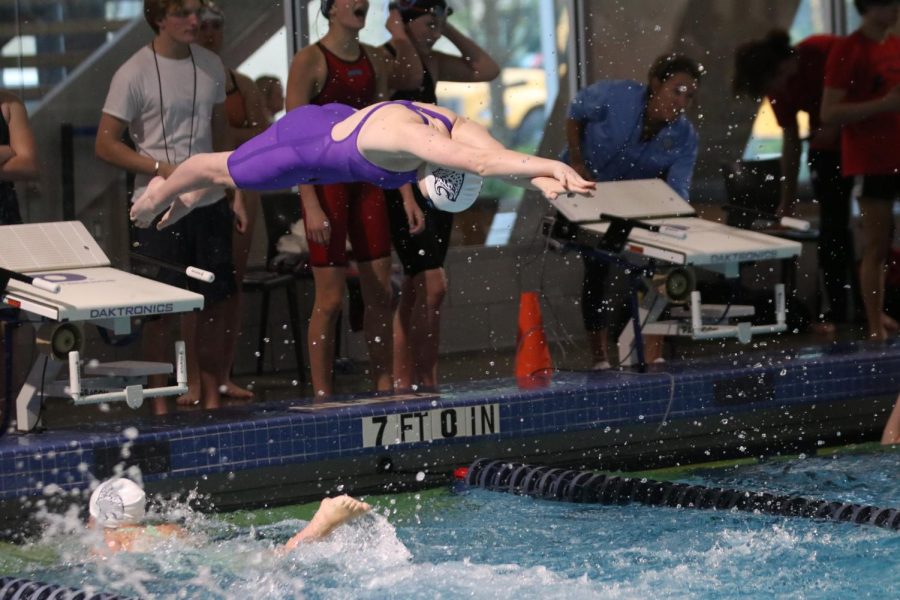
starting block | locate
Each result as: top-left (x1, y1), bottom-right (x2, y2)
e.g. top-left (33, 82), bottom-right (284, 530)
top-left (1, 221), bottom-right (205, 431)
top-left (544, 179), bottom-right (804, 368)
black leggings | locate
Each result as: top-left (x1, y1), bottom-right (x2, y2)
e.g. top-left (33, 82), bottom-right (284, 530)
top-left (581, 253), bottom-right (629, 332)
top-left (809, 149), bottom-right (857, 322)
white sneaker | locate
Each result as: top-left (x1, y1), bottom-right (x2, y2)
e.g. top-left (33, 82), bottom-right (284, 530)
top-left (592, 360), bottom-right (612, 371)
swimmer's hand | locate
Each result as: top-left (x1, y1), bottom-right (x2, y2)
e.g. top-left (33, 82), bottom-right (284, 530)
top-left (399, 183), bottom-right (425, 235)
top-left (552, 163), bottom-right (595, 195)
top-left (532, 176), bottom-right (586, 201)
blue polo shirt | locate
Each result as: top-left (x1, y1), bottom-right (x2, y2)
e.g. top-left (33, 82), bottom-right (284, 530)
top-left (564, 79), bottom-right (699, 199)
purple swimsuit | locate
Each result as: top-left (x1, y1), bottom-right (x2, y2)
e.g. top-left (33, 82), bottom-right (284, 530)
top-left (227, 100), bottom-right (454, 191)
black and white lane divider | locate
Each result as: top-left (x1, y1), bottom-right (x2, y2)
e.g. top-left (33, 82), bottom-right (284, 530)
top-left (461, 458), bottom-right (900, 531)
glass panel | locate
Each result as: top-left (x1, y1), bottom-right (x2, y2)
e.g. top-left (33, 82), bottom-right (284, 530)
top-left (298, 0), bottom-right (568, 247)
top-left (0, 0), bottom-right (140, 109)
top-left (436, 0), bottom-right (568, 246)
top-left (237, 30), bottom-right (292, 120)
top-left (742, 0), bottom-right (830, 161)
top-left (846, 0), bottom-right (861, 30)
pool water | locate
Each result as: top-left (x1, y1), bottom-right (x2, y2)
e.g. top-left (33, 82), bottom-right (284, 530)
top-left (2, 448), bottom-right (898, 599)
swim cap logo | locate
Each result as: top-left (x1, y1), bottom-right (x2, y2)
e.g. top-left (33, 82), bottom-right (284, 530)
top-left (95, 484), bottom-right (125, 523)
top-left (431, 167), bottom-right (463, 203)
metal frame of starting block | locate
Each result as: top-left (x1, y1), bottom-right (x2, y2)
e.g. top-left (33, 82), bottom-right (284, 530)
top-left (0, 221), bottom-right (204, 431)
top-left (544, 179), bottom-right (802, 369)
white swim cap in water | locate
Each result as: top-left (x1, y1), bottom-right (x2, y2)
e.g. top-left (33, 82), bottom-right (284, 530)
top-left (89, 478), bottom-right (146, 528)
top-left (422, 164), bottom-right (483, 213)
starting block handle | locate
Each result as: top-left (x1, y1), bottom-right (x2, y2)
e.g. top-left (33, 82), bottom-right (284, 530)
top-left (779, 217), bottom-right (811, 232)
top-left (0, 266), bottom-right (61, 293)
top-left (655, 225), bottom-right (688, 240)
top-left (131, 252), bottom-right (215, 283)
top-left (175, 340), bottom-right (187, 386)
top-left (775, 283), bottom-right (786, 326)
top-left (68, 351), bottom-right (82, 401)
top-left (185, 266), bottom-right (215, 283)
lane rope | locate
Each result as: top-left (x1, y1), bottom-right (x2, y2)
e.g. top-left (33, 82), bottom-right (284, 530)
top-left (463, 458), bottom-right (900, 531)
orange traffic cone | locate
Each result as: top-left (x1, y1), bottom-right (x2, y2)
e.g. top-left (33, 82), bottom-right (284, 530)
top-left (515, 291), bottom-right (553, 388)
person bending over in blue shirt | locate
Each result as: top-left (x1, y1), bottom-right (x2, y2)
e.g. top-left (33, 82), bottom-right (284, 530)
top-left (564, 53), bottom-right (703, 369)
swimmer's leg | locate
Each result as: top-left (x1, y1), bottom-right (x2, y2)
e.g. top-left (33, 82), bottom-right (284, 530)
top-left (282, 495), bottom-right (371, 550)
top-left (131, 152), bottom-right (236, 228)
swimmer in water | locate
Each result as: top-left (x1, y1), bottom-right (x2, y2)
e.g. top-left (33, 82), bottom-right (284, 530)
top-left (129, 100), bottom-right (595, 229)
top-left (88, 477), bottom-right (371, 553)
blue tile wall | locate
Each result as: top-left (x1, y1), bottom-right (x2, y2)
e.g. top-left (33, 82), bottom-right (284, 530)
top-left (2, 342), bottom-right (899, 503)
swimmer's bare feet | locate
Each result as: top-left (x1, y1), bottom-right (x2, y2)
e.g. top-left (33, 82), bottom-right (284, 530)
top-left (176, 386), bottom-right (201, 408)
top-left (130, 176), bottom-right (168, 228)
top-left (151, 396), bottom-right (170, 416)
top-left (869, 327), bottom-right (889, 342)
top-left (220, 380), bottom-right (254, 399)
top-left (882, 313), bottom-right (899, 334)
top-left (282, 495), bottom-right (371, 550)
top-left (157, 187), bottom-right (227, 230)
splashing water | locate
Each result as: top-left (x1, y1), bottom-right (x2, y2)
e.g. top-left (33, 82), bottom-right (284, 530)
top-left (1, 451), bottom-right (898, 598)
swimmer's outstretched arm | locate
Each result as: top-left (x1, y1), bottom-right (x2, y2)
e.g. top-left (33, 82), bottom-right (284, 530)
top-left (281, 495), bottom-right (372, 551)
top-left (129, 151), bottom-right (236, 229)
top-left (882, 393), bottom-right (900, 445)
top-left (363, 117), bottom-right (595, 197)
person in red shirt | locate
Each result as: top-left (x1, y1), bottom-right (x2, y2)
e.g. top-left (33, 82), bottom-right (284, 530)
top-left (822, 0), bottom-right (900, 341)
top-left (733, 30), bottom-right (856, 331)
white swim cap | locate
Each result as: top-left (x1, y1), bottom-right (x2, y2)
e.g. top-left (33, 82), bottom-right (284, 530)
top-left (89, 478), bottom-right (146, 529)
top-left (422, 164), bottom-right (483, 213)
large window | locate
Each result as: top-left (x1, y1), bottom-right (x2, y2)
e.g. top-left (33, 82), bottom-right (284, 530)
top-left (294, 0), bottom-right (570, 247)
top-left (742, 0), bottom-right (835, 161)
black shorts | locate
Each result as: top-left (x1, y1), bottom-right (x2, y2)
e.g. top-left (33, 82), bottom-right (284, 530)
top-left (0, 189), bottom-right (22, 225)
top-left (131, 198), bottom-right (236, 303)
top-left (386, 187), bottom-right (454, 277)
top-left (854, 174), bottom-right (900, 201)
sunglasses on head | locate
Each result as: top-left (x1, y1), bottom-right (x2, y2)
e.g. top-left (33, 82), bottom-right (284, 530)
top-left (167, 7), bottom-right (202, 19)
top-left (408, 4), bottom-right (453, 18)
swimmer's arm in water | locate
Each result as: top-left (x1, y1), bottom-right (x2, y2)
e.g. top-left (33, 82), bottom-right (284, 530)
top-left (98, 523), bottom-right (186, 554)
top-left (882, 392), bottom-right (900, 445)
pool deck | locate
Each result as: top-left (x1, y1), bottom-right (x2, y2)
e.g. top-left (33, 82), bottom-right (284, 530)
top-left (2, 339), bottom-right (898, 536)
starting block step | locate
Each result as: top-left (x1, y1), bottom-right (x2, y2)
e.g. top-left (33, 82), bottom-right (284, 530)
top-left (669, 304), bottom-right (755, 319)
top-left (83, 360), bottom-right (173, 377)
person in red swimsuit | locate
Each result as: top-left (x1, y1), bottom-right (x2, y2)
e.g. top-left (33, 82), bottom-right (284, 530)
top-left (286, 0), bottom-right (424, 397)
top-left (822, 0), bottom-right (900, 341)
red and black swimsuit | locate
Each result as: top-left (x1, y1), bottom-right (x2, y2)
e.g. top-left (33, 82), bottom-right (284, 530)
top-left (305, 42), bottom-right (390, 267)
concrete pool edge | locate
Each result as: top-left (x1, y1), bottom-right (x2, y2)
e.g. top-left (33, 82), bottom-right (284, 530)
top-left (1, 340), bottom-right (898, 537)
